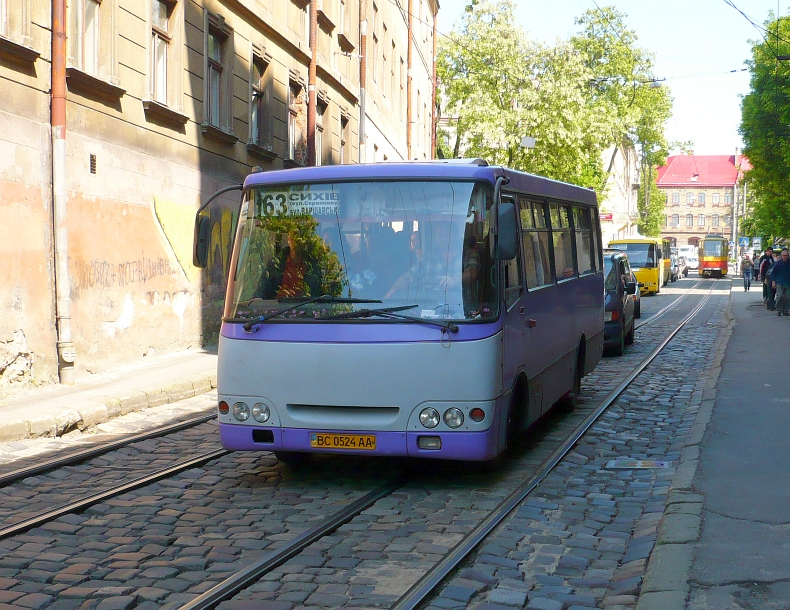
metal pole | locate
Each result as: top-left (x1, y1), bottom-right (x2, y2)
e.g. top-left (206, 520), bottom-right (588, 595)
top-left (430, 8), bottom-right (437, 159)
top-left (307, 1), bottom-right (318, 166)
top-left (52, 0), bottom-right (76, 384)
top-left (359, 2), bottom-right (367, 163)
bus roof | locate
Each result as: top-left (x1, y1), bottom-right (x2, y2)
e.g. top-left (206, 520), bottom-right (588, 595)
top-left (242, 161), bottom-right (598, 206)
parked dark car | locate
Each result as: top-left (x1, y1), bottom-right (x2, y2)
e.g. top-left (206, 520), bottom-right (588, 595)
top-left (603, 249), bottom-right (637, 356)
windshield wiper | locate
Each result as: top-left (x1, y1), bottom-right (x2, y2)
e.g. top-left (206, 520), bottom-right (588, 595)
top-left (241, 296), bottom-right (382, 332)
top-left (318, 305), bottom-right (459, 334)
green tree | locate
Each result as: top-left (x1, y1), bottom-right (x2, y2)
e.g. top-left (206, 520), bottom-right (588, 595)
top-left (740, 13), bottom-right (790, 237)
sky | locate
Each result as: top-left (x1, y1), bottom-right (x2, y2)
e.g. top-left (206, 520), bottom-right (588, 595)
top-left (436, 0), bottom-right (787, 156)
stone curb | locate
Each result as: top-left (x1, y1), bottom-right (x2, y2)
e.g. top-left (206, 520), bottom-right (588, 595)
top-left (0, 370), bottom-right (217, 443)
top-left (635, 291), bottom-right (735, 610)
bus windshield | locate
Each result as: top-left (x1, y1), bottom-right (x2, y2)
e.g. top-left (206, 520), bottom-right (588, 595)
top-left (613, 243), bottom-right (656, 269)
top-left (226, 180), bottom-right (498, 323)
top-left (702, 241), bottom-right (724, 257)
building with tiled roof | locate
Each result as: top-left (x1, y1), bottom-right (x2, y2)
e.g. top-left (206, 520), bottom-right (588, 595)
top-left (658, 154), bottom-right (750, 248)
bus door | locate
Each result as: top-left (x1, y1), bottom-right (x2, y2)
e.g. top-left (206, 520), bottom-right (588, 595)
top-left (501, 195), bottom-right (529, 430)
top-left (518, 198), bottom-right (558, 421)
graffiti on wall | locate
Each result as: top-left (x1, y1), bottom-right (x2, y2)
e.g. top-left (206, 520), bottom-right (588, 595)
top-left (153, 197), bottom-right (200, 283)
top-left (70, 256), bottom-right (177, 291)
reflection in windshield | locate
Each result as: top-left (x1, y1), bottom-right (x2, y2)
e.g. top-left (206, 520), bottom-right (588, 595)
top-left (604, 259), bottom-right (618, 291)
top-left (614, 243), bottom-right (655, 268)
top-left (702, 241), bottom-right (723, 257)
top-left (226, 181), bottom-right (498, 323)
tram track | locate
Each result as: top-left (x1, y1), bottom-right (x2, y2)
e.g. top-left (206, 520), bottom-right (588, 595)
top-left (0, 412), bottom-right (217, 488)
top-left (175, 282), bottom-right (721, 610)
top-left (0, 281), bottom-right (726, 610)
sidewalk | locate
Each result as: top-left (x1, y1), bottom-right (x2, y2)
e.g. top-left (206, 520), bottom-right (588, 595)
top-left (0, 348), bottom-right (218, 443)
top-left (639, 280), bottom-right (790, 609)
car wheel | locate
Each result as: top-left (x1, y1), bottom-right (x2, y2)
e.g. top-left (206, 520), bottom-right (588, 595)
top-left (625, 319), bottom-right (635, 345)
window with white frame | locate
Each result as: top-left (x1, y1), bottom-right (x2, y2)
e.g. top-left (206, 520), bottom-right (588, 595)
top-left (712, 214), bottom-right (720, 227)
top-left (672, 192), bottom-right (680, 204)
top-left (151, 0), bottom-right (172, 104)
top-left (288, 81), bottom-right (306, 164)
top-left (671, 214), bottom-right (679, 226)
top-left (698, 214), bottom-right (705, 227)
top-left (725, 192), bottom-right (732, 205)
top-left (686, 214), bottom-right (693, 227)
top-left (686, 192), bottom-right (694, 204)
top-left (712, 193), bottom-right (720, 205)
top-left (71, 0), bottom-right (100, 75)
top-left (698, 192), bottom-right (706, 204)
top-left (203, 14), bottom-right (233, 134)
top-left (250, 53), bottom-right (272, 150)
top-left (315, 102), bottom-right (326, 166)
top-left (340, 114), bottom-right (349, 164)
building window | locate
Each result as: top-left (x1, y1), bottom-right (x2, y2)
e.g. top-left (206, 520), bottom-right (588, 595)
top-left (672, 192), bottom-right (680, 205)
top-left (315, 102), bottom-right (326, 166)
top-left (203, 13), bottom-right (233, 134)
top-left (724, 216), bottom-right (731, 226)
top-left (686, 192), bottom-right (694, 204)
top-left (671, 214), bottom-right (679, 227)
top-left (712, 214), bottom-right (720, 227)
top-left (250, 53), bottom-right (272, 150)
top-left (698, 214), bottom-right (705, 227)
top-left (288, 81), bottom-right (307, 164)
top-left (712, 193), bottom-right (720, 205)
top-left (725, 192), bottom-right (732, 205)
top-left (698, 192), bottom-right (706, 204)
top-left (151, 1), bottom-right (171, 104)
top-left (71, 0), bottom-right (100, 75)
top-left (686, 214), bottom-right (693, 227)
top-left (340, 115), bottom-right (349, 164)
top-left (663, 216), bottom-right (668, 227)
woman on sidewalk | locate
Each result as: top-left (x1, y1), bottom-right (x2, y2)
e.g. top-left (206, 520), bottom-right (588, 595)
top-left (741, 255), bottom-right (753, 291)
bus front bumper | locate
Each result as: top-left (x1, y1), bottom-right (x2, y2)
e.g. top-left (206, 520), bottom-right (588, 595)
top-left (219, 423), bottom-right (501, 461)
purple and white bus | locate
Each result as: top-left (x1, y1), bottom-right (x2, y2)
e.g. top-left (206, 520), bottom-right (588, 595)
top-left (194, 160), bottom-right (604, 462)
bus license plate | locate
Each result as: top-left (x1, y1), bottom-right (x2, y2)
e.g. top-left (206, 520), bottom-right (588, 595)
top-left (310, 433), bottom-right (376, 450)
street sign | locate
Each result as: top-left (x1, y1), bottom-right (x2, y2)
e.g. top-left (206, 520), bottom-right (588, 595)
top-left (739, 237), bottom-right (750, 248)
top-left (754, 237), bottom-right (762, 250)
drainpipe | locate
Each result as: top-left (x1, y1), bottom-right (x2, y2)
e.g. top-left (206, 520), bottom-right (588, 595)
top-left (307, 1), bottom-right (318, 166)
top-left (51, 0), bottom-right (76, 384)
top-left (359, 2), bottom-right (367, 163)
top-left (430, 6), bottom-right (437, 160)
top-left (406, 0), bottom-right (413, 159)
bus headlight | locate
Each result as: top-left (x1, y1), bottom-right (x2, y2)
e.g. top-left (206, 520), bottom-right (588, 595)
top-left (443, 408), bottom-right (464, 429)
top-left (232, 402), bottom-right (250, 422)
top-left (252, 403), bottom-right (270, 423)
top-left (419, 408), bottom-right (440, 429)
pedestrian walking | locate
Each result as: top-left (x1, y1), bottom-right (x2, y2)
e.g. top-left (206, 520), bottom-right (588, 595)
top-left (771, 248), bottom-right (790, 316)
top-left (759, 247), bottom-right (775, 309)
top-left (741, 254), bottom-right (753, 291)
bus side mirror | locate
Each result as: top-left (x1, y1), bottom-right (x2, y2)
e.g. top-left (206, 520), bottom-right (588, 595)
top-left (193, 214), bottom-right (210, 268)
top-left (495, 201), bottom-right (518, 260)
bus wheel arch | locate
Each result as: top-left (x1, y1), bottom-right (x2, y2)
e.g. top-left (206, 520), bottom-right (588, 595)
top-left (505, 373), bottom-right (530, 452)
top-left (560, 339), bottom-right (584, 410)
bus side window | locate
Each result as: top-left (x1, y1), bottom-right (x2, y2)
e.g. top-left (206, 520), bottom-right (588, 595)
top-left (502, 194), bottom-right (522, 307)
top-left (572, 207), bottom-right (594, 275)
top-left (550, 204), bottom-right (575, 280)
top-left (520, 198), bottom-right (553, 289)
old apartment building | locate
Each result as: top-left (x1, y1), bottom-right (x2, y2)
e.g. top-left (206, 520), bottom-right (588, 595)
top-left (658, 154), bottom-right (750, 248)
top-left (0, 0), bottom-right (438, 388)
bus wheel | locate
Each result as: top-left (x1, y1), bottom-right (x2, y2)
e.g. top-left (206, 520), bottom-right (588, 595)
top-left (274, 451), bottom-right (309, 466)
top-left (506, 379), bottom-right (528, 454)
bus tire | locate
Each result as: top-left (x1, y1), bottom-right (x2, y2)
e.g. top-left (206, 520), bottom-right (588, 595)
top-left (274, 451), bottom-right (309, 466)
